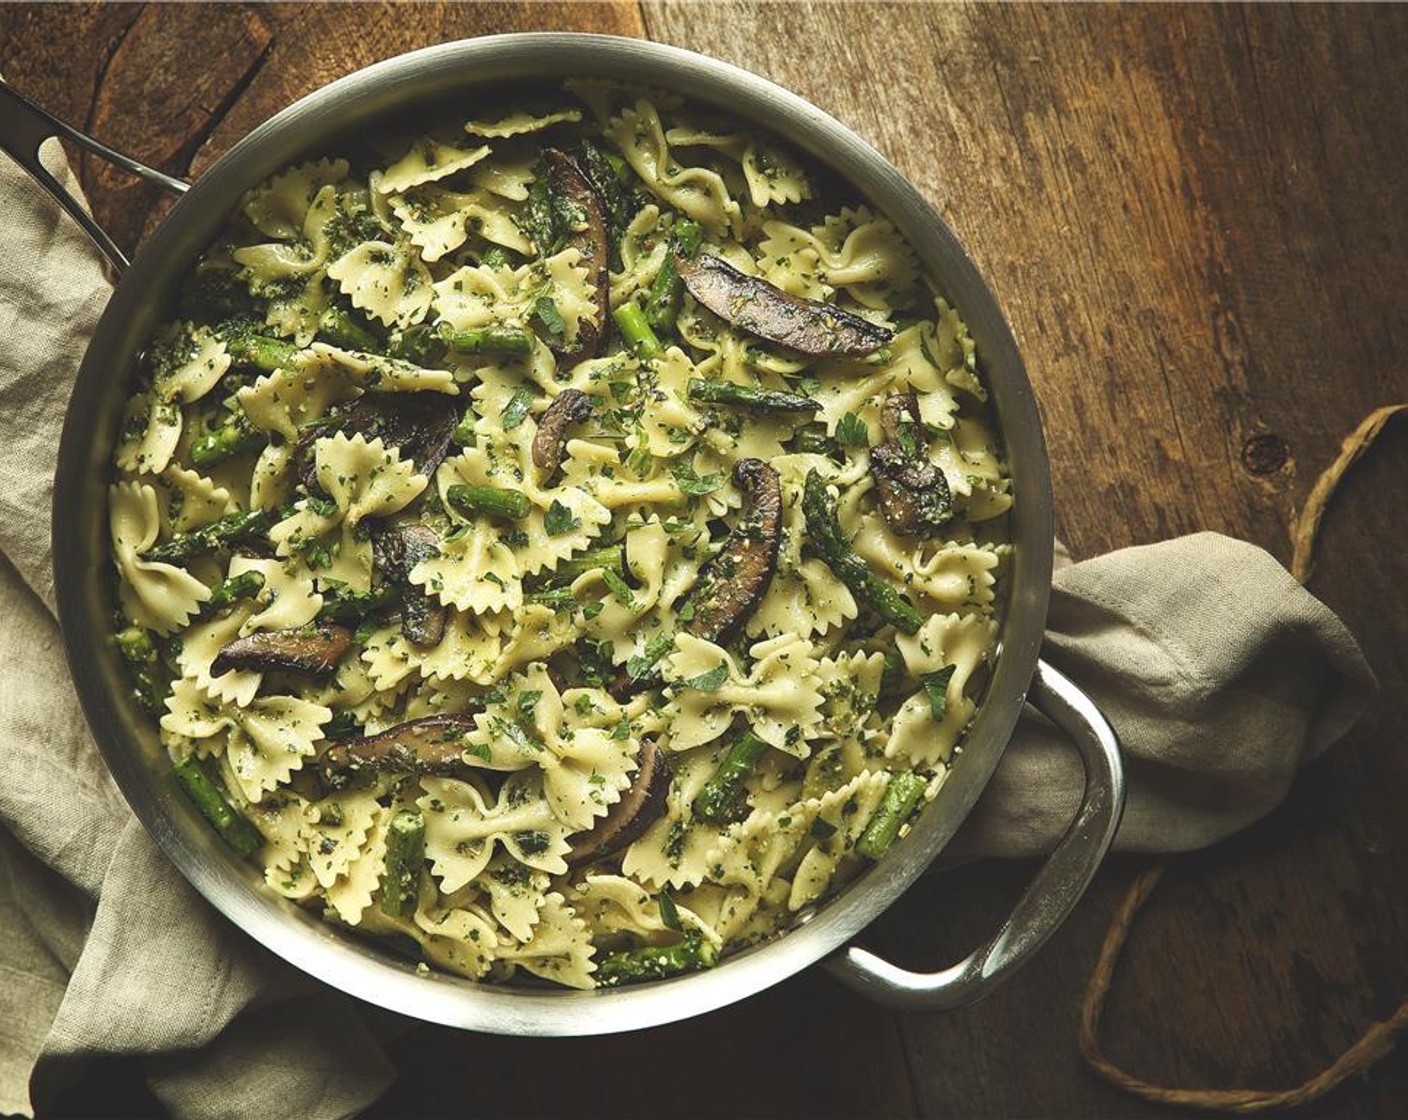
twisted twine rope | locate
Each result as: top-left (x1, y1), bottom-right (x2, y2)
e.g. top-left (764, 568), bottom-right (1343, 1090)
top-left (1077, 405), bottom-right (1408, 1112)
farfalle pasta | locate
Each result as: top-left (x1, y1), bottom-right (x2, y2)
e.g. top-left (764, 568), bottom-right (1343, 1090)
top-left (107, 83), bottom-right (1010, 991)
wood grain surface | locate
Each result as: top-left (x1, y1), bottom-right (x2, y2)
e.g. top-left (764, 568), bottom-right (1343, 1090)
top-left (3, 3), bottom-right (1406, 1117)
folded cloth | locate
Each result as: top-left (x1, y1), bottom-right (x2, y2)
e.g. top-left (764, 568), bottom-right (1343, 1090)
top-left (0, 149), bottom-right (1375, 1118)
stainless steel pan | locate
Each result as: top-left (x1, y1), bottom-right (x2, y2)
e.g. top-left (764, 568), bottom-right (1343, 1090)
top-left (1, 33), bottom-right (1124, 1034)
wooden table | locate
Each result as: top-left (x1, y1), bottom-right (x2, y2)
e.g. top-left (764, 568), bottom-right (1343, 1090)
top-left (4, 4), bottom-right (1406, 1116)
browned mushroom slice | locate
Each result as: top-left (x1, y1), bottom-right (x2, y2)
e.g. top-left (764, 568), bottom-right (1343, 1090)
top-left (567, 739), bottom-right (672, 866)
top-left (373, 524), bottom-right (445, 647)
top-left (879, 390), bottom-right (921, 445)
top-left (871, 391), bottom-right (953, 536)
top-left (677, 253), bottom-right (893, 357)
top-left (292, 391), bottom-right (458, 492)
top-left (679, 458), bottom-right (783, 646)
top-left (210, 623), bottom-right (352, 678)
top-left (531, 388), bottom-right (594, 475)
top-left (320, 714), bottom-right (480, 789)
top-left (544, 148), bottom-right (610, 366)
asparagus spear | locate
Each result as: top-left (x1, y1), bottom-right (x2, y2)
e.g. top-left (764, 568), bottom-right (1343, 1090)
top-left (612, 303), bottom-right (663, 359)
top-left (445, 483), bottom-right (532, 521)
top-left (318, 305), bottom-right (383, 352)
top-left (801, 469), bottom-right (923, 635)
top-left (141, 507), bottom-right (282, 564)
top-left (172, 756), bottom-right (263, 858)
top-left (692, 728), bottom-right (770, 824)
top-left (379, 807), bottom-right (426, 919)
top-left (115, 626), bottom-right (166, 715)
top-left (542, 542), bottom-right (626, 584)
top-left (451, 405), bottom-right (478, 447)
top-left (220, 325), bottom-right (299, 372)
top-left (687, 377), bottom-right (820, 415)
top-left (596, 931), bottom-right (718, 987)
top-left (447, 326), bottom-right (535, 357)
top-left (198, 571), bottom-right (266, 617)
top-left (190, 411), bottom-right (267, 468)
top-left (644, 219), bottom-right (704, 333)
top-left (855, 771), bottom-right (929, 859)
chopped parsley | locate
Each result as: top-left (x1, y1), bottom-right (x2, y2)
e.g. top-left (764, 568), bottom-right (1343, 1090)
top-left (544, 499), bottom-right (581, 536)
top-left (921, 665), bottom-right (956, 721)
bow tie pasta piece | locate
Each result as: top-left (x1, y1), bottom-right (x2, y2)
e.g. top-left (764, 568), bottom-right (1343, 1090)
top-left (784, 770), bottom-right (893, 912)
top-left (110, 482), bottom-right (211, 634)
top-left (431, 439), bottom-right (611, 581)
top-left (756, 222), bottom-right (831, 302)
top-left (466, 149), bottom-right (537, 200)
top-left (161, 678), bottom-right (332, 803)
top-left (479, 853), bottom-right (552, 942)
top-left (302, 789), bottom-right (382, 893)
top-left (814, 650), bottom-right (888, 742)
top-left (603, 100), bottom-right (742, 240)
top-left (463, 666), bottom-right (639, 831)
top-left (177, 557), bottom-right (323, 706)
top-left (390, 185), bottom-right (534, 263)
top-left (234, 183), bottom-right (347, 344)
top-left (324, 807), bottom-right (393, 926)
top-left (419, 771), bottom-right (575, 894)
top-left (509, 600), bottom-right (587, 663)
top-left (356, 885), bottom-right (500, 981)
top-left (571, 874), bottom-right (718, 947)
top-left (241, 158), bottom-right (351, 241)
top-left (575, 518), bottom-right (672, 660)
top-left (558, 439), bottom-right (686, 511)
top-left (375, 137), bottom-right (492, 195)
top-left (157, 465), bottom-right (236, 535)
top-left (326, 239), bottom-right (434, 330)
top-left (491, 892), bottom-right (596, 990)
top-left (852, 516), bottom-right (1001, 612)
top-left (115, 324), bottom-right (231, 476)
top-left (405, 607), bottom-right (513, 685)
top-left (609, 203), bottom-right (669, 306)
top-left (413, 520), bottom-right (521, 616)
top-left (634, 347), bottom-right (709, 458)
top-left (432, 248), bottom-right (598, 352)
top-left (218, 763), bottom-right (320, 899)
top-left (250, 443), bottom-right (296, 511)
top-left (663, 120), bottom-right (811, 209)
top-left (270, 432), bottom-right (427, 592)
top-left (464, 106), bottom-right (583, 138)
top-left (622, 744), bottom-right (734, 890)
top-left (662, 632), bottom-right (825, 755)
top-left (885, 614), bottom-right (999, 770)
top-left (804, 207), bottom-right (921, 311)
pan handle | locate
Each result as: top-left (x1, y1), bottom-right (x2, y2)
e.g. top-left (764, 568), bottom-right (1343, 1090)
top-left (825, 659), bottom-right (1125, 1011)
top-left (0, 78), bottom-right (190, 275)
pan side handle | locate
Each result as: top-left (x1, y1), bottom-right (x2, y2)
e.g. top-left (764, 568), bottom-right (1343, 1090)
top-left (825, 659), bottom-right (1125, 1011)
top-left (0, 78), bottom-right (190, 275)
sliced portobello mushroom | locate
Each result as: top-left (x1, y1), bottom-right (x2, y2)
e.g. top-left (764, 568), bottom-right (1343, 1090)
top-left (543, 148), bottom-right (610, 366)
top-left (292, 391), bottom-right (458, 492)
top-left (372, 523), bottom-right (445, 648)
top-left (567, 738), bottom-right (672, 866)
top-left (531, 388), bottom-right (594, 475)
top-left (677, 252), bottom-right (893, 357)
top-left (210, 623), bottom-right (352, 678)
top-left (679, 457), bottom-right (783, 646)
top-left (319, 714), bottom-right (480, 790)
top-left (870, 391), bottom-right (953, 536)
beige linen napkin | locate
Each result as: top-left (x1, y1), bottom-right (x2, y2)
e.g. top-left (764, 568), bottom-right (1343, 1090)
top-left (0, 150), bottom-right (1374, 1118)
